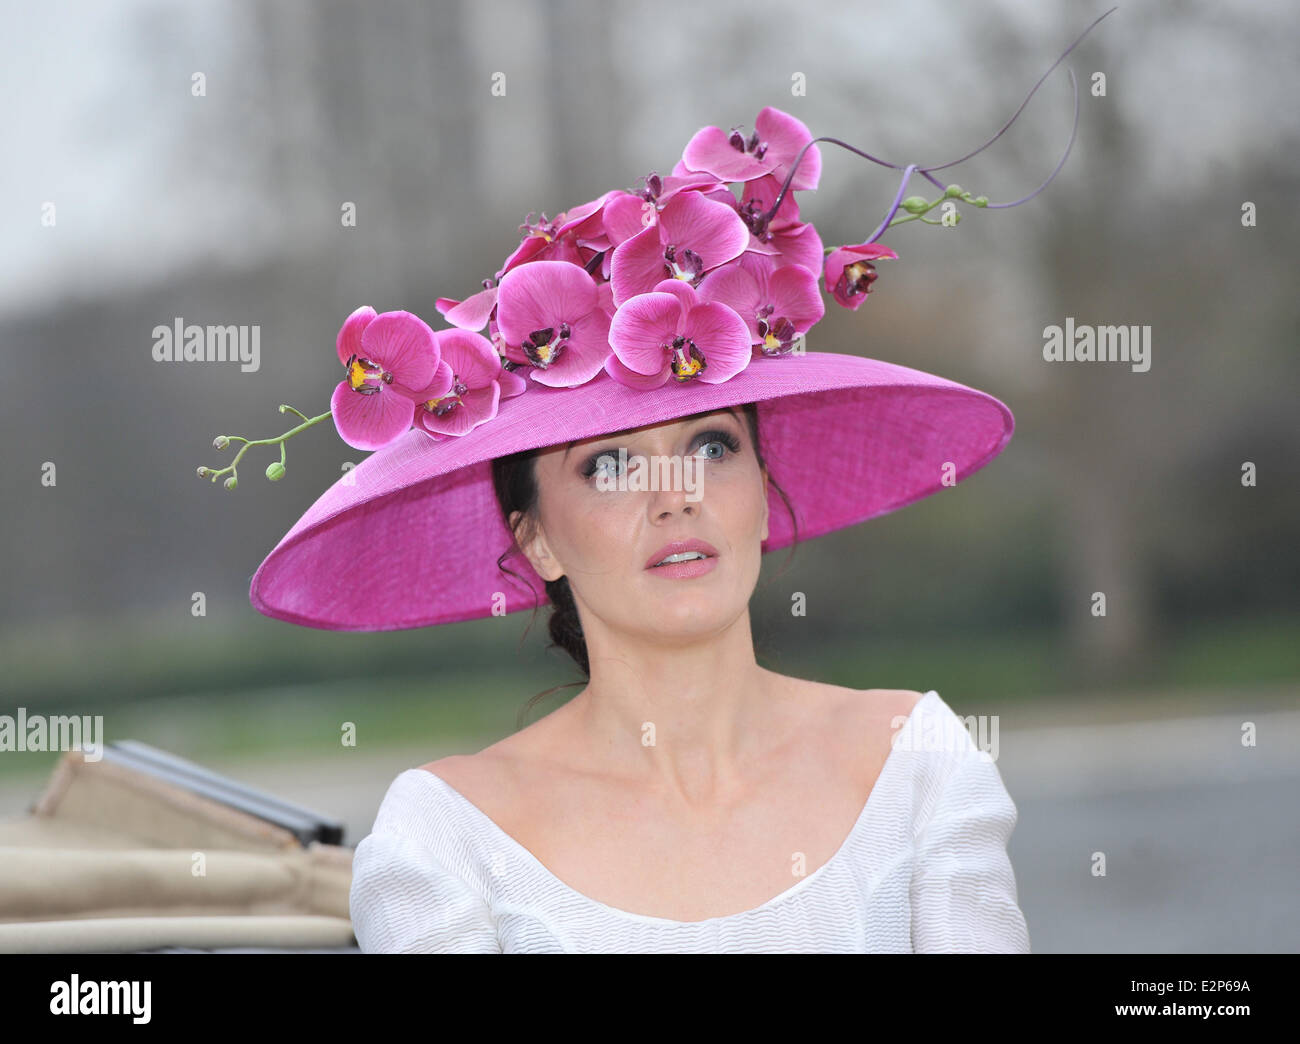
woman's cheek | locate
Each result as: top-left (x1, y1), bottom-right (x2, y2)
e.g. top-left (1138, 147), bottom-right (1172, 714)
top-left (706, 464), bottom-right (765, 514)
top-left (574, 489), bottom-right (641, 570)
top-left (584, 485), bottom-right (633, 521)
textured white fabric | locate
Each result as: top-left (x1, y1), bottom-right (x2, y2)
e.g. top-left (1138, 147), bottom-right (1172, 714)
top-left (349, 690), bottom-right (1030, 953)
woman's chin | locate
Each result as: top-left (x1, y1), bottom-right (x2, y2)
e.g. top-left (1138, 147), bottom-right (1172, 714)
top-left (635, 586), bottom-right (740, 630)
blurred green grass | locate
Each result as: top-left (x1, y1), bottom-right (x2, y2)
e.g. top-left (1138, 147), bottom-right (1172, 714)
top-left (1, 611), bottom-right (1295, 782)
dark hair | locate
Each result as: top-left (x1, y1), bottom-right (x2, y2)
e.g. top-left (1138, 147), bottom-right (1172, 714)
top-left (491, 401), bottom-right (800, 729)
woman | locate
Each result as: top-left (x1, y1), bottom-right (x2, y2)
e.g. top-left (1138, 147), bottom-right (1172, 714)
top-left (342, 402), bottom-right (1031, 951)
top-left (234, 35), bottom-right (1100, 942)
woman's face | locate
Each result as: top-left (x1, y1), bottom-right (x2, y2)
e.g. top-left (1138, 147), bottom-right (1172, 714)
top-left (513, 407), bottom-right (770, 640)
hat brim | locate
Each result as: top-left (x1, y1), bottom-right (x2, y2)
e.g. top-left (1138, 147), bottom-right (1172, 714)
top-left (249, 352), bottom-right (1013, 630)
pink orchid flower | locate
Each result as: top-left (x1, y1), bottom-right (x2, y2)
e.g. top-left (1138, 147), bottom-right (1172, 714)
top-left (418, 356), bottom-right (528, 445)
top-left (824, 242), bottom-right (900, 311)
top-left (438, 284), bottom-right (498, 331)
top-left (410, 328), bottom-right (516, 438)
top-left (438, 192), bottom-right (623, 333)
top-left (496, 361), bottom-right (529, 400)
top-left (610, 190), bottom-right (749, 306)
top-left (495, 214), bottom-right (587, 274)
top-left (600, 174), bottom-right (728, 254)
top-left (696, 252), bottom-right (823, 357)
top-left (638, 170), bottom-right (724, 206)
top-left (494, 260), bottom-right (614, 388)
top-left (484, 313), bottom-right (578, 396)
top-left (601, 190), bottom-right (664, 251)
top-left (606, 279), bottom-right (752, 389)
top-left (732, 173), bottom-right (825, 274)
top-left (496, 190), bottom-right (619, 278)
top-left (679, 106), bottom-right (821, 191)
top-left (330, 307), bottom-right (449, 451)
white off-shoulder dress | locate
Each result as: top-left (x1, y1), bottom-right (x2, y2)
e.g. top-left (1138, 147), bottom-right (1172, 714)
top-left (349, 689), bottom-right (1030, 952)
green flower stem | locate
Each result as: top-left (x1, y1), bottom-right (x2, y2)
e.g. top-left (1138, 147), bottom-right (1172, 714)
top-left (200, 406), bottom-right (332, 488)
top-left (822, 185), bottom-right (989, 253)
top-left (882, 213), bottom-right (923, 230)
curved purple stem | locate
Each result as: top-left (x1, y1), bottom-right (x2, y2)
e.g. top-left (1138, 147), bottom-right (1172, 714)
top-left (763, 134), bottom-right (904, 223)
top-left (920, 6), bottom-right (1115, 176)
top-left (759, 5), bottom-right (1118, 226)
top-left (985, 68), bottom-right (1079, 208)
top-left (864, 164), bottom-right (918, 245)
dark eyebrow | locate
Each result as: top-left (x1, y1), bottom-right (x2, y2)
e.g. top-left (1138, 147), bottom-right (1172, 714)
top-left (562, 407), bottom-right (741, 463)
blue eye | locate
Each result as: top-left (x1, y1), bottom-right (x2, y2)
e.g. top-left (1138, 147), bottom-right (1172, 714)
top-left (584, 452), bottom-right (623, 480)
top-left (694, 429), bottom-right (742, 459)
top-left (580, 428), bottom-right (742, 480)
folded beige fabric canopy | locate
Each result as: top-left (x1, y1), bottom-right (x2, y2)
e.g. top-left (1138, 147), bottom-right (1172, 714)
top-left (0, 748), bottom-right (356, 953)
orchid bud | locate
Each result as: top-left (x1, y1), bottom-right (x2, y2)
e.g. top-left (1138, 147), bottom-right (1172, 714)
top-left (224, 476), bottom-right (237, 490)
top-left (972, 195), bottom-right (989, 207)
top-left (212, 435), bottom-right (229, 450)
top-left (944, 184), bottom-right (964, 199)
top-left (196, 466), bottom-right (209, 478)
top-left (266, 461), bottom-right (286, 481)
top-left (901, 196), bottom-right (929, 214)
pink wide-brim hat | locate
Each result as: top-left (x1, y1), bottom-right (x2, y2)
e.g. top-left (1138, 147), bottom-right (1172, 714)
top-left (248, 350), bottom-right (1013, 631)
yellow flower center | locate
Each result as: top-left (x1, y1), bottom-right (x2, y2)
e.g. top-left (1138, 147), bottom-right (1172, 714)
top-left (348, 357), bottom-right (371, 390)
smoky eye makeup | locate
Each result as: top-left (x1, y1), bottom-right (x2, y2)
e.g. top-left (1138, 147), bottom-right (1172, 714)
top-left (578, 421), bottom-right (743, 480)
top-left (689, 428), bottom-right (742, 460)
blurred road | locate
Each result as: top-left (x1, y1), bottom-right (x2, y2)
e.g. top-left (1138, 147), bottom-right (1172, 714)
top-left (998, 703), bottom-right (1300, 953)
top-left (2, 699), bottom-right (1296, 952)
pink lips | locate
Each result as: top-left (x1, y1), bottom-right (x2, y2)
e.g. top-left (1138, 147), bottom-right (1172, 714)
top-left (644, 538), bottom-right (720, 578)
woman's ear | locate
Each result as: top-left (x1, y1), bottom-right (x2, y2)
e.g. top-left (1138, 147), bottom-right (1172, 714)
top-left (511, 510), bottom-right (564, 582)
top-left (760, 469), bottom-right (770, 543)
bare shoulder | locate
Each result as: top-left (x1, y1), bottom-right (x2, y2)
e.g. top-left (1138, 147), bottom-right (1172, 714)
top-left (768, 674), bottom-right (922, 748)
top-left (417, 752), bottom-right (487, 790)
top-left (417, 715), bottom-right (563, 818)
top-left (786, 679), bottom-right (925, 752)
top-left (416, 750), bottom-right (522, 826)
top-left (863, 686), bottom-right (928, 720)
top-left (782, 675), bottom-right (925, 719)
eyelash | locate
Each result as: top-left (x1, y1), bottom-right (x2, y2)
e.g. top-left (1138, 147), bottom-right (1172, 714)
top-left (580, 428), bottom-right (742, 479)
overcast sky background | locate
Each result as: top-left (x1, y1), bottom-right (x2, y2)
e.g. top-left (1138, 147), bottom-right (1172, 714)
top-left (3, 0), bottom-right (1295, 318)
